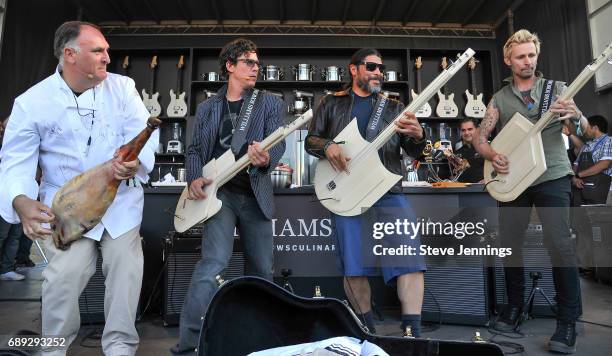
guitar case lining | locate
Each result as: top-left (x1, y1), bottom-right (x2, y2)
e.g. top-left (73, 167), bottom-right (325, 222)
top-left (198, 277), bottom-right (503, 356)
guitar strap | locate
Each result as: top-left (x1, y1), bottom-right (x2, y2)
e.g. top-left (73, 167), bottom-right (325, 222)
top-left (365, 94), bottom-right (388, 141)
top-left (537, 79), bottom-right (555, 121)
top-left (231, 88), bottom-right (261, 154)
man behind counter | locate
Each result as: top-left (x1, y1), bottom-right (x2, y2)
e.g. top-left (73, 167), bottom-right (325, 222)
top-left (455, 117), bottom-right (484, 183)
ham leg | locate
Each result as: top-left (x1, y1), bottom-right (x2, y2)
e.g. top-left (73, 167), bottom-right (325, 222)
top-left (51, 117), bottom-right (161, 250)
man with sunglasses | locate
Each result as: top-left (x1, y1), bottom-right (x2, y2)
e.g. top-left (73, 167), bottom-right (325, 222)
top-left (173, 38), bottom-right (285, 355)
top-left (306, 48), bottom-right (427, 336)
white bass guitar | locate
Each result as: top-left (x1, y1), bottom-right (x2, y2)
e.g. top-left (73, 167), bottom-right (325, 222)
top-left (464, 57), bottom-right (487, 118)
top-left (435, 57), bottom-right (459, 118)
top-left (167, 55), bottom-right (188, 118)
top-left (174, 109), bottom-right (314, 232)
top-left (410, 56), bottom-right (432, 118)
top-left (142, 56), bottom-right (162, 117)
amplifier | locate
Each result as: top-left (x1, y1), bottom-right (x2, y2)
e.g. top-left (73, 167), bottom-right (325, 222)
top-left (79, 253), bottom-right (105, 324)
top-left (162, 234), bottom-right (245, 326)
top-left (493, 224), bottom-right (557, 317)
top-left (421, 254), bottom-right (491, 326)
top-left (585, 205), bottom-right (612, 284)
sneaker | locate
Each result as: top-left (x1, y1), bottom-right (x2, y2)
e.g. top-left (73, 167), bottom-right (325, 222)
top-left (549, 320), bottom-right (577, 354)
top-left (0, 271), bottom-right (26, 281)
top-left (492, 304), bottom-right (521, 332)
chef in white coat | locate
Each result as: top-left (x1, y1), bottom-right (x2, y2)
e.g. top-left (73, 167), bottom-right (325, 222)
top-left (0, 21), bottom-right (158, 356)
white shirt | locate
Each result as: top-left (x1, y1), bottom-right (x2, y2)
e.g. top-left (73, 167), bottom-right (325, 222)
top-left (0, 69), bottom-right (159, 240)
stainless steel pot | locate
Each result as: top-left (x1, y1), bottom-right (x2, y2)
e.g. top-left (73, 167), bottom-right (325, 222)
top-left (203, 72), bottom-right (220, 81)
top-left (263, 65), bottom-right (283, 81)
top-left (271, 167), bottom-right (292, 188)
top-left (293, 63), bottom-right (314, 81)
top-left (385, 71), bottom-right (399, 81)
top-left (322, 66), bottom-right (343, 82)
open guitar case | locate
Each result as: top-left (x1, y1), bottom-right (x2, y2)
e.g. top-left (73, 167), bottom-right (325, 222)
top-left (197, 277), bottom-right (503, 356)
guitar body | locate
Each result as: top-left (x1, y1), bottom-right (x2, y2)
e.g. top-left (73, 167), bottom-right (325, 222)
top-left (464, 90), bottom-right (486, 118)
top-left (484, 112), bottom-right (547, 202)
top-left (435, 90), bottom-right (459, 117)
top-left (174, 149), bottom-right (236, 232)
top-left (313, 119), bottom-right (402, 216)
top-left (167, 89), bottom-right (188, 117)
top-left (410, 89), bottom-right (432, 117)
top-left (142, 89), bottom-right (162, 117)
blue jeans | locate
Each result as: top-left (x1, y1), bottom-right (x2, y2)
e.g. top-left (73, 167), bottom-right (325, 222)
top-left (174, 189), bottom-right (274, 355)
top-left (0, 217), bottom-right (23, 274)
top-left (499, 176), bottom-right (581, 322)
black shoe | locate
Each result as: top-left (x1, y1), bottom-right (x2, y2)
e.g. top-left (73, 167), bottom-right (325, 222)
top-left (493, 305), bottom-right (521, 332)
top-left (549, 320), bottom-right (577, 354)
top-left (16, 259), bottom-right (35, 268)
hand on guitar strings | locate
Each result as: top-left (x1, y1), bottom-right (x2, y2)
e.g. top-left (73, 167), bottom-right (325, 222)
top-left (325, 142), bottom-right (351, 173)
top-left (550, 97), bottom-right (582, 121)
top-left (491, 153), bottom-right (509, 174)
top-left (394, 111), bottom-right (423, 140)
top-left (248, 141), bottom-right (270, 167)
top-left (188, 177), bottom-right (213, 200)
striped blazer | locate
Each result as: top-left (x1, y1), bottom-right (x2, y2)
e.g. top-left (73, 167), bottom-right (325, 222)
top-left (186, 85), bottom-right (286, 219)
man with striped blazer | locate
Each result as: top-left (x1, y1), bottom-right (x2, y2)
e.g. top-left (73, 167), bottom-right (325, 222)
top-left (173, 38), bottom-right (286, 355)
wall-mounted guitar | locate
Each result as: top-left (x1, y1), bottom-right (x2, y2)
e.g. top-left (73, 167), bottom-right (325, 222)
top-left (167, 55), bottom-right (188, 118)
top-left (313, 48), bottom-right (475, 216)
top-left (435, 57), bottom-right (459, 118)
top-left (410, 56), bottom-right (432, 118)
top-left (142, 56), bottom-right (162, 117)
top-left (464, 57), bottom-right (487, 118)
top-left (121, 55), bottom-right (130, 77)
top-left (484, 42), bottom-right (612, 202)
top-left (174, 109), bottom-right (314, 232)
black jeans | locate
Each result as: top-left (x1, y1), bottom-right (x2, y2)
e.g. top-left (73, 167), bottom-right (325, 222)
top-left (499, 176), bottom-right (581, 322)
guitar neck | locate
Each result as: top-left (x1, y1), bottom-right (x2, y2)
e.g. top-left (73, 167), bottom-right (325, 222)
top-left (149, 71), bottom-right (155, 93)
top-left (534, 42), bottom-right (612, 133)
top-left (470, 69), bottom-right (478, 99)
top-left (416, 70), bottom-right (422, 93)
top-left (216, 109), bottom-right (314, 186)
top-left (369, 48), bottom-right (474, 153)
top-left (176, 68), bottom-right (182, 94)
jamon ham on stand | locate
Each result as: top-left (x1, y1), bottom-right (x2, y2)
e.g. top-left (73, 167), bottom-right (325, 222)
top-left (51, 117), bottom-right (161, 250)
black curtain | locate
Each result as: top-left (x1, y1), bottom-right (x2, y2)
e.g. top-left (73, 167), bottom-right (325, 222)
top-left (0, 0), bottom-right (76, 119)
top-left (496, 0), bottom-right (612, 130)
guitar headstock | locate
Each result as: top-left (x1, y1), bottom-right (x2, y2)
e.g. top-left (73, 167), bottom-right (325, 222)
top-left (415, 56), bottom-right (422, 69)
top-left (177, 55), bottom-right (185, 69)
top-left (150, 56), bottom-right (158, 69)
top-left (468, 57), bottom-right (476, 70)
top-left (122, 56), bottom-right (129, 70)
top-left (441, 57), bottom-right (448, 70)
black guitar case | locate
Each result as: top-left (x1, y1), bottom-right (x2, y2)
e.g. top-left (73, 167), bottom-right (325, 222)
top-left (198, 277), bottom-right (503, 356)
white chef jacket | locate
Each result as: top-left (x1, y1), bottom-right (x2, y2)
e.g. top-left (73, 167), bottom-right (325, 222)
top-left (0, 69), bottom-right (159, 240)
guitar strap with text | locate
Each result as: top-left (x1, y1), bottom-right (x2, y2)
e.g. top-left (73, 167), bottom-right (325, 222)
top-left (365, 94), bottom-right (389, 141)
top-left (537, 79), bottom-right (555, 121)
top-left (231, 88), bottom-right (261, 154)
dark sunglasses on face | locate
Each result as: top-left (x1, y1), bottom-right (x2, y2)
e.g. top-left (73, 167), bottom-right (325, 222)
top-left (360, 61), bottom-right (386, 72)
top-left (237, 58), bottom-right (261, 68)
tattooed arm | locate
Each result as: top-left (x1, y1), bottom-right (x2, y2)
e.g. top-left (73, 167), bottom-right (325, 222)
top-left (473, 98), bottom-right (509, 174)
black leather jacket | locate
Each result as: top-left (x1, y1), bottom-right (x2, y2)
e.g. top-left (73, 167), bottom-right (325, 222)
top-left (305, 89), bottom-right (426, 189)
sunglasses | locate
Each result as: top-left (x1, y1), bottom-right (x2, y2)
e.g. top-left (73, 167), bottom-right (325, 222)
top-left (360, 61), bottom-right (386, 72)
top-left (236, 58), bottom-right (262, 68)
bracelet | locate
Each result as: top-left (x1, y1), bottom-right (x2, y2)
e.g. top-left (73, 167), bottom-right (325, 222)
top-left (323, 140), bottom-right (335, 153)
